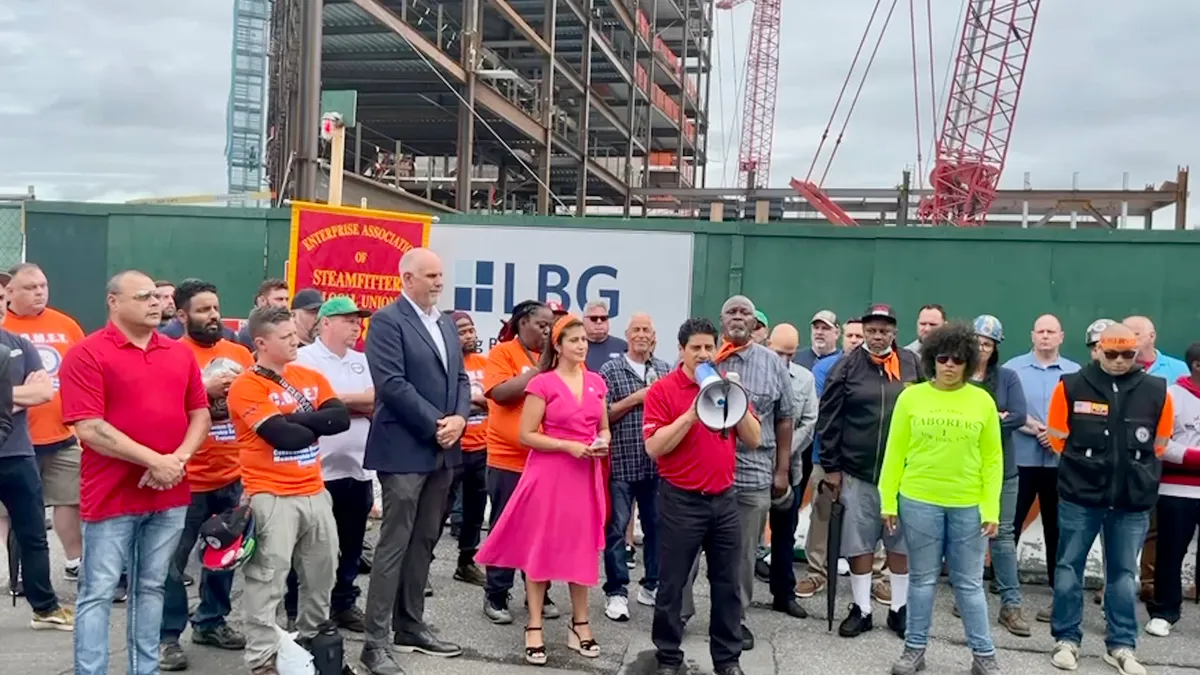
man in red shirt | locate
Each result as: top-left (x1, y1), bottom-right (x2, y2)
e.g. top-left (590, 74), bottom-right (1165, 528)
top-left (60, 270), bottom-right (212, 675)
top-left (642, 317), bottom-right (761, 675)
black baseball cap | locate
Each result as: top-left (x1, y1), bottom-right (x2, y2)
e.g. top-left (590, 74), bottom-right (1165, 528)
top-left (291, 288), bottom-right (323, 311)
top-left (862, 303), bottom-right (898, 324)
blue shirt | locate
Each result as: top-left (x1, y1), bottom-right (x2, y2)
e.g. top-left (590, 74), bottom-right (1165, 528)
top-left (809, 351), bottom-right (844, 463)
top-left (1145, 349), bottom-right (1189, 383)
top-left (0, 330), bottom-right (44, 458)
top-left (1002, 351), bottom-right (1081, 468)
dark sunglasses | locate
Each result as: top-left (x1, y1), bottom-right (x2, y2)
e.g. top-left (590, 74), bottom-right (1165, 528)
top-left (935, 354), bottom-right (966, 366)
top-left (1103, 350), bottom-right (1137, 361)
top-left (586, 315), bottom-right (608, 323)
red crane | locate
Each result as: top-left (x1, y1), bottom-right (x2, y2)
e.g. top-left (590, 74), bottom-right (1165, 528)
top-left (795, 0), bottom-right (1042, 227)
top-left (918, 0), bottom-right (1041, 226)
top-left (717, 0), bottom-right (781, 190)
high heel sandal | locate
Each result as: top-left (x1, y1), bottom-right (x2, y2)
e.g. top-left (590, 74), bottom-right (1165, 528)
top-left (524, 626), bottom-right (547, 666)
top-left (567, 620), bottom-right (600, 658)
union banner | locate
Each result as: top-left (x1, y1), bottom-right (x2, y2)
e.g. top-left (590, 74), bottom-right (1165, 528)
top-left (287, 201), bottom-right (433, 311)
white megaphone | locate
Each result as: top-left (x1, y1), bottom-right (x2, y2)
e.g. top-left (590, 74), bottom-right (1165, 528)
top-left (694, 362), bottom-right (749, 432)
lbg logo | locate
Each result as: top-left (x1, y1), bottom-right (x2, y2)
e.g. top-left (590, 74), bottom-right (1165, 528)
top-left (452, 259), bottom-right (621, 316)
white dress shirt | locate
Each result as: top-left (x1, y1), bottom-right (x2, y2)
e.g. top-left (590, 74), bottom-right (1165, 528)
top-left (295, 339), bottom-right (375, 482)
top-left (403, 292), bottom-right (447, 367)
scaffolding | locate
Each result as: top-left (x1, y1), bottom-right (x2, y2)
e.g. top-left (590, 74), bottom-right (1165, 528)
top-left (226, 0), bottom-right (272, 201)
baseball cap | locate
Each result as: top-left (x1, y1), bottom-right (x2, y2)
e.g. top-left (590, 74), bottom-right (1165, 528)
top-left (1085, 318), bottom-right (1116, 347)
top-left (291, 288), bottom-right (324, 311)
top-left (811, 310), bottom-right (839, 328)
top-left (545, 300), bottom-right (568, 315)
top-left (754, 310), bottom-right (769, 328)
top-left (318, 296), bottom-right (371, 320)
top-left (862, 303), bottom-right (898, 323)
top-left (199, 506), bottom-right (257, 571)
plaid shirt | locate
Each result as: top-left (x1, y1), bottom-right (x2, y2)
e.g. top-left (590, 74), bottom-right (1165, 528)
top-left (599, 354), bottom-right (671, 483)
top-left (718, 343), bottom-right (795, 490)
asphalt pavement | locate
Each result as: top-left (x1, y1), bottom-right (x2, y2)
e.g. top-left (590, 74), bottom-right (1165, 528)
top-left (5, 520), bottom-right (1200, 675)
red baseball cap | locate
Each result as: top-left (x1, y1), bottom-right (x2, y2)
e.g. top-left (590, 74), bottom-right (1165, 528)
top-left (545, 300), bottom-right (568, 315)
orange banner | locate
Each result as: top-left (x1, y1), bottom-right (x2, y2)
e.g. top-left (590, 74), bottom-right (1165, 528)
top-left (287, 201), bottom-right (432, 310)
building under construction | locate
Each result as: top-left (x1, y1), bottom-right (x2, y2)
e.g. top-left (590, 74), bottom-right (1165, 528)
top-left (266, 0), bottom-right (709, 215)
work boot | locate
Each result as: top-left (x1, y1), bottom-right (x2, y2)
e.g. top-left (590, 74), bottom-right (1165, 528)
top-left (891, 646), bottom-right (926, 675)
top-left (192, 624), bottom-right (246, 650)
top-left (159, 641), bottom-right (188, 671)
top-left (998, 604), bottom-right (1031, 637)
top-left (838, 604), bottom-right (873, 638)
top-left (453, 563), bottom-right (486, 586)
top-left (970, 653), bottom-right (1001, 674)
top-left (333, 606), bottom-right (366, 632)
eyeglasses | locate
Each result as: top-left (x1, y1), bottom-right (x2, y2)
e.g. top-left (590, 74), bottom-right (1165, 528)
top-left (1103, 350), bottom-right (1137, 361)
top-left (935, 354), bottom-right (966, 366)
top-left (586, 315), bottom-right (608, 323)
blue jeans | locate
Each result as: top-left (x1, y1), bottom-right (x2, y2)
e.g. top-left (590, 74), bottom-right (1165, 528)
top-left (989, 475), bottom-right (1021, 607)
top-left (602, 477), bottom-right (659, 597)
top-left (75, 507), bottom-right (187, 675)
top-left (899, 495), bottom-right (995, 655)
top-left (1051, 499), bottom-right (1150, 650)
top-left (162, 481), bottom-right (242, 641)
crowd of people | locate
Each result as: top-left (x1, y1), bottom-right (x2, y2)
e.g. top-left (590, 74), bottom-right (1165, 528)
top-left (0, 255), bottom-right (1197, 675)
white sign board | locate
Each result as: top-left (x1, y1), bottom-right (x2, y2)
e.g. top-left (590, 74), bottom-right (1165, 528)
top-left (429, 224), bottom-right (694, 363)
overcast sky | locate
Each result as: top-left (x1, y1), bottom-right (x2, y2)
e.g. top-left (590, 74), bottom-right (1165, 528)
top-left (1, 1), bottom-right (1196, 226)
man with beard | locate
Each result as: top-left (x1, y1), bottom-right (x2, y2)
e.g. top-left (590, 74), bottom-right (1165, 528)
top-left (159, 279), bottom-right (238, 342)
top-left (159, 279), bottom-right (253, 671)
top-left (291, 289), bottom-right (323, 347)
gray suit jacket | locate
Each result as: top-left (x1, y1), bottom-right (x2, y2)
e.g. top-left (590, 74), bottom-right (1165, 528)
top-left (363, 297), bottom-right (470, 474)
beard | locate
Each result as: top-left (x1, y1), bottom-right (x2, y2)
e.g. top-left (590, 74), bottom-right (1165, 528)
top-left (187, 318), bottom-right (223, 346)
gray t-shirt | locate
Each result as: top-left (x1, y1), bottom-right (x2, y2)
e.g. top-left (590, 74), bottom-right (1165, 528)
top-left (586, 335), bottom-right (628, 373)
top-left (0, 330), bottom-right (43, 458)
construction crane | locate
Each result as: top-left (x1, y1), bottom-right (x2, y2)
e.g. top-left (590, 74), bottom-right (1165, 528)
top-left (717, 0), bottom-right (782, 190)
top-left (917, 0), bottom-right (1040, 226)
top-left (796, 0), bottom-right (1041, 227)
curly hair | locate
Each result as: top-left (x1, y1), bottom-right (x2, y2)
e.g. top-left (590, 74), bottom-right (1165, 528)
top-left (920, 321), bottom-right (981, 382)
top-left (497, 300), bottom-right (546, 343)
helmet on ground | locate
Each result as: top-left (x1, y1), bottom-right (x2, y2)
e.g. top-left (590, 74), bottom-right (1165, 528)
top-left (973, 315), bottom-right (1004, 343)
top-left (200, 506), bottom-right (257, 572)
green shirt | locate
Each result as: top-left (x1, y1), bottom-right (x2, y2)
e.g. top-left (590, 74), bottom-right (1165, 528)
top-left (877, 382), bottom-right (1004, 523)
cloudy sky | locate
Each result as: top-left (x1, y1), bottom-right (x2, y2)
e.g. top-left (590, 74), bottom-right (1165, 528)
top-left (1, 1), bottom-right (1196, 225)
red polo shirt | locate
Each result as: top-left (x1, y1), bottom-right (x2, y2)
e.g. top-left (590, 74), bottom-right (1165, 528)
top-left (60, 322), bottom-right (208, 522)
top-left (642, 366), bottom-right (742, 494)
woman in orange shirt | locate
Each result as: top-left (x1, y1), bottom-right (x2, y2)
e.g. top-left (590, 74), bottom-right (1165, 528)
top-left (481, 300), bottom-right (554, 624)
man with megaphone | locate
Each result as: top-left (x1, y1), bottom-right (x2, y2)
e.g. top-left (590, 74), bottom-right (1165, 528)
top-left (642, 316), bottom-right (763, 675)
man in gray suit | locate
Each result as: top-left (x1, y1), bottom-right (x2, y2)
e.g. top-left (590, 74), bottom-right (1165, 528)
top-left (360, 248), bottom-right (470, 675)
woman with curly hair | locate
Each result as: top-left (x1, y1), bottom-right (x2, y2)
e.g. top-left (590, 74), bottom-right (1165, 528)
top-left (878, 321), bottom-right (1004, 675)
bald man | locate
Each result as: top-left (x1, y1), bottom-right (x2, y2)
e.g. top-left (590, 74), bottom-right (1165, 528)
top-left (361, 248), bottom-right (471, 670)
top-left (758, 324), bottom-right (818, 619)
top-left (1043, 322), bottom-right (1173, 673)
top-left (1123, 316), bottom-right (1188, 382)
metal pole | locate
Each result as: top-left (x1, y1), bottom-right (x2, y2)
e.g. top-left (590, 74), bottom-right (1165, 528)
top-left (1021, 171), bottom-right (1030, 228)
top-left (1069, 171), bottom-right (1078, 229)
top-left (295, 0), bottom-right (323, 201)
top-left (1120, 171), bottom-right (1130, 229)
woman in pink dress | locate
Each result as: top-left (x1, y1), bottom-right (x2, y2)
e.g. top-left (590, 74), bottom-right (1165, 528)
top-left (475, 313), bottom-right (611, 666)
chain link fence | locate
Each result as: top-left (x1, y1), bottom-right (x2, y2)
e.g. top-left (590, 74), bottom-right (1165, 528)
top-left (0, 203), bottom-right (24, 269)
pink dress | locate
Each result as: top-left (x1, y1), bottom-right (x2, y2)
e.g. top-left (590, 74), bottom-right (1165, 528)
top-left (475, 370), bottom-right (608, 585)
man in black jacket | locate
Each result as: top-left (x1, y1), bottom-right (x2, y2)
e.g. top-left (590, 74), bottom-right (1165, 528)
top-left (818, 304), bottom-right (920, 639)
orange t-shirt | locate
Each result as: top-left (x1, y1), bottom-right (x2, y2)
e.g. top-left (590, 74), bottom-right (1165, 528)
top-left (180, 337), bottom-right (254, 492)
top-left (3, 307), bottom-right (87, 447)
top-left (484, 339), bottom-right (539, 472)
top-left (462, 352), bottom-right (489, 452)
top-left (227, 363), bottom-right (337, 497)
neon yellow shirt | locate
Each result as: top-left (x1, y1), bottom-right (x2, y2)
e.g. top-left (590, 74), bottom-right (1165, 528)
top-left (877, 382), bottom-right (1003, 523)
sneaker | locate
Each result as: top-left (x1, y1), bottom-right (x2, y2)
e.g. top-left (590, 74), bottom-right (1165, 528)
top-left (1103, 647), bottom-right (1146, 675)
top-left (626, 545), bottom-right (637, 570)
top-left (891, 646), bottom-right (926, 675)
top-left (332, 606), bottom-right (366, 633)
top-left (873, 578), bottom-right (892, 605)
top-left (1145, 617), bottom-right (1172, 637)
top-left (453, 563), bottom-right (486, 586)
top-left (998, 604), bottom-right (1031, 637)
top-left (1050, 641), bottom-right (1079, 670)
top-left (541, 596), bottom-right (561, 619)
top-left (605, 595), bottom-right (630, 622)
top-left (971, 652), bottom-right (1001, 675)
top-left (794, 575), bottom-right (826, 599)
top-left (636, 586), bottom-right (657, 607)
top-left (485, 594), bottom-right (513, 625)
top-left (838, 604), bottom-right (873, 638)
top-left (192, 623), bottom-right (246, 650)
top-left (159, 641), bottom-right (188, 671)
top-left (64, 564), bottom-right (80, 583)
top-left (30, 606), bottom-right (75, 631)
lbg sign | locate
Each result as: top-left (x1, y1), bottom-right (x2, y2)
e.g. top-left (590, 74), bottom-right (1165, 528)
top-left (452, 260), bottom-right (621, 316)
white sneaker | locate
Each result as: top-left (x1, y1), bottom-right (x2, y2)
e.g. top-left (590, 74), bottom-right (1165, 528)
top-left (604, 594), bottom-right (630, 622)
top-left (1144, 617), bottom-right (1172, 637)
top-left (1051, 641), bottom-right (1079, 670)
top-left (1104, 647), bottom-right (1146, 675)
top-left (636, 586), bottom-right (657, 607)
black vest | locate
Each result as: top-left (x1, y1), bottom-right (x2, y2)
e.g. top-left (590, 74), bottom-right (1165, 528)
top-left (1056, 363), bottom-right (1166, 511)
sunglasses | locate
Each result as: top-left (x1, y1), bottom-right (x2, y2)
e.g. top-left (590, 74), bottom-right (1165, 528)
top-left (1103, 350), bottom-right (1137, 361)
top-left (935, 354), bottom-right (966, 366)
top-left (586, 315), bottom-right (608, 323)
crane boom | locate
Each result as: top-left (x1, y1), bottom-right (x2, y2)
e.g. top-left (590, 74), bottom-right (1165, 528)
top-left (917, 0), bottom-right (1040, 226)
top-left (720, 0), bottom-right (782, 189)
